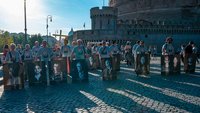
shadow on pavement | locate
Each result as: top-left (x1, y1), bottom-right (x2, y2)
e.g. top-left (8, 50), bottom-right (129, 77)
top-left (0, 60), bottom-right (200, 112)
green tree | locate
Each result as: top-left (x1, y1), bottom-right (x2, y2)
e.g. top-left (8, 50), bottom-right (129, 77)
top-left (12, 32), bottom-right (26, 46)
top-left (0, 31), bottom-right (14, 52)
top-left (29, 34), bottom-right (43, 47)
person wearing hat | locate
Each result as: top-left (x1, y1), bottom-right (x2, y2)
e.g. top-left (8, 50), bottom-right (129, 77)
top-left (162, 37), bottom-right (174, 55)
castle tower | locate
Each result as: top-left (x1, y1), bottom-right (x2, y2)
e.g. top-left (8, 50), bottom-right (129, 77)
top-left (90, 6), bottom-right (118, 30)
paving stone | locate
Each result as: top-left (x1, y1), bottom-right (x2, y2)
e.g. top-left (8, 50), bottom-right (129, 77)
top-left (0, 60), bottom-right (200, 112)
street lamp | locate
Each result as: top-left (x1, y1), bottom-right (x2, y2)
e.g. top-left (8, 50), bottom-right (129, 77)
top-left (46, 15), bottom-right (52, 45)
top-left (24, 0), bottom-right (27, 44)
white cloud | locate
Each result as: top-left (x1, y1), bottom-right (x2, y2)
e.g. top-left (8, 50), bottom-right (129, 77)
top-left (0, 0), bottom-right (47, 34)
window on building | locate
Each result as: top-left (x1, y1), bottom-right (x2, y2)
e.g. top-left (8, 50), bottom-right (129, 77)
top-left (108, 19), bottom-right (110, 25)
top-left (93, 19), bottom-right (96, 29)
top-left (100, 20), bottom-right (102, 29)
top-left (145, 34), bottom-right (148, 38)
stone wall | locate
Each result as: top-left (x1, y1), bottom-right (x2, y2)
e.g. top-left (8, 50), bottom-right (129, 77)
top-left (73, 30), bottom-right (200, 52)
top-left (90, 7), bottom-right (118, 30)
top-left (73, 25), bottom-right (200, 49)
top-left (109, 0), bottom-right (200, 24)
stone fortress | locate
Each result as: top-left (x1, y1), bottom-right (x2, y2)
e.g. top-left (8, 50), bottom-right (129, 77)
top-left (109, 0), bottom-right (200, 24)
top-left (72, 0), bottom-right (200, 52)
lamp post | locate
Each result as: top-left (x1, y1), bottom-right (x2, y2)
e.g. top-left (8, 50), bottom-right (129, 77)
top-left (24, 0), bottom-right (27, 44)
top-left (46, 15), bottom-right (52, 45)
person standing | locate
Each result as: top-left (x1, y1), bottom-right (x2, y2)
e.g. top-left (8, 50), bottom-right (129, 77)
top-left (71, 39), bottom-right (87, 60)
top-left (16, 44), bottom-right (23, 57)
top-left (180, 44), bottom-right (185, 63)
top-left (91, 43), bottom-right (100, 69)
top-left (32, 41), bottom-right (41, 60)
top-left (153, 46), bottom-right (157, 60)
top-left (98, 41), bottom-right (112, 80)
top-left (71, 39), bottom-right (88, 81)
top-left (38, 40), bottom-right (53, 84)
top-left (23, 44), bottom-right (33, 83)
top-left (52, 44), bottom-right (61, 58)
top-left (162, 37), bottom-right (174, 55)
top-left (109, 40), bottom-right (121, 71)
top-left (38, 41), bottom-right (53, 61)
top-left (6, 43), bottom-right (23, 89)
top-left (135, 41), bottom-right (149, 75)
top-left (1, 44), bottom-right (10, 89)
top-left (61, 39), bottom-right (71, 58)
top-left (1, 44), bottom-right (9, 64)
top-left (86, 42), bottom-right (93, 69)
top-left (71, 41), bottom-right (77, 52)
top-left (135, 41), bottom-right (148, 54)
top-left (109, 41), bottom-right (120, 55)
top-left (23, 44), bottom-right (33, 61)
top-left (184, 41), bottom-right (196, 73)
top-left (124, 41), bottom-right (132, 66)
top-left (61, 39), bottom-right (72, 75)
top-left (132, 41), bottom-right (140, 56)
top-left (192, 43), bottom-right (199, 64)
top-left (161, 37), bottom-right (175, 74)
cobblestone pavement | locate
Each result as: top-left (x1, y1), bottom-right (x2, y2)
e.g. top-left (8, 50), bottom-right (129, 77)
top-left (0, 58), bottom-right (200, 113)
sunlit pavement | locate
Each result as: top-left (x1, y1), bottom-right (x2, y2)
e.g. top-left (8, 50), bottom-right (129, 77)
top-left (0, 58), bottom-right (200, 113)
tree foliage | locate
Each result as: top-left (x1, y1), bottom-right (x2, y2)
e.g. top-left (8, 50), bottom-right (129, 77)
top-left (0, 30), bottom-right (44, 52)
top-left (29, 34), bottom-right (43, 47)
top-left (0, 30), bottom-right (14, 52)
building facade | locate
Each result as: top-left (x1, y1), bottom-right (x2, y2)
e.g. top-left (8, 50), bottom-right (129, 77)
top-left (72, 0), bottom-right (200, 52)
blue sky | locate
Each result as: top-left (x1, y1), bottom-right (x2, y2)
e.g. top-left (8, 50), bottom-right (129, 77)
top-left (0, 0), bottom-right (109, 35)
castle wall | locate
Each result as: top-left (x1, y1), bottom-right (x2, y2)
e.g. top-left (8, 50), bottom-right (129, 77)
top-left (73, 27), bottom-right (200, 53)
top-left (109, 0), bottom-right (200, 24)
top-left (72, 3), bottom-right (200, 54)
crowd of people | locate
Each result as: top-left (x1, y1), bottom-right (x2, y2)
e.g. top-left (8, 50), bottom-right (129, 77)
top-left (0, 37), bottom-right (199, 75)
top-left (1, 37), bottom-right (199, 69)
top-left (1, 37), bottom-right (200, 89)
